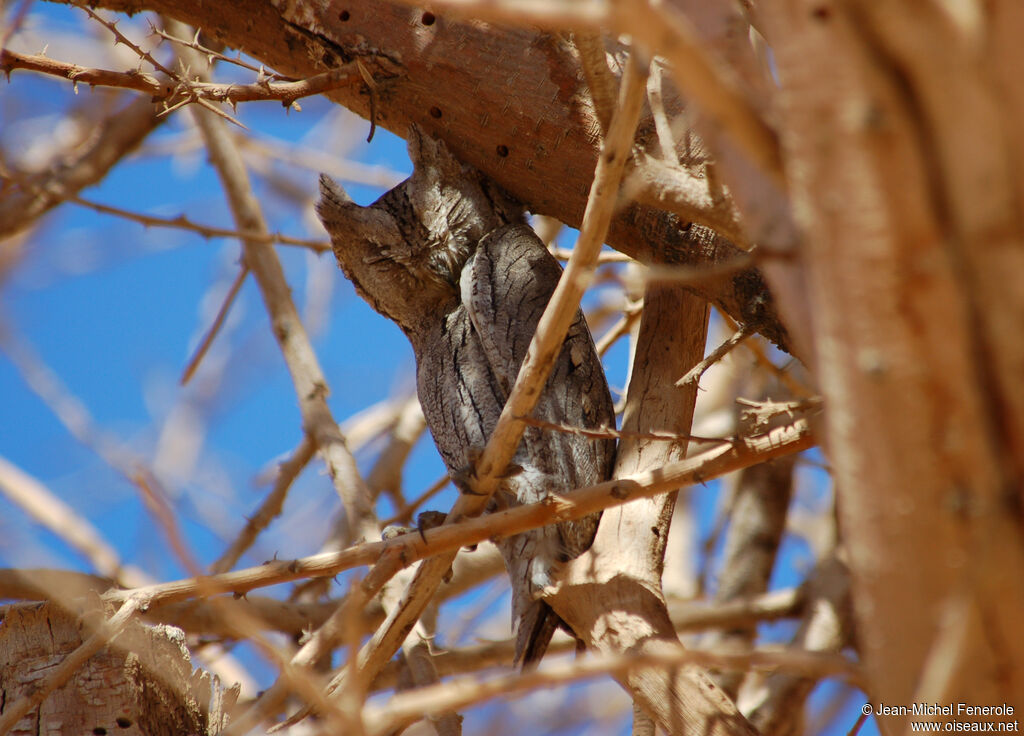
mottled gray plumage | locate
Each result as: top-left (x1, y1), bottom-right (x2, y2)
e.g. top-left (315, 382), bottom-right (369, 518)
top-left (316, 127), bottom-right (615, 663)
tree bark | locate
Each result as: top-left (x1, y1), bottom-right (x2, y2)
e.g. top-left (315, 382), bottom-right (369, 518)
top-left (0, 603), bottom-right (237, 735)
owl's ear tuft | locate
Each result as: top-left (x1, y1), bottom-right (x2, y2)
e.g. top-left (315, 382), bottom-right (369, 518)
top-left (407, 124), bottom-right (469, 186)
top-left (316, 173), bottom-right (364, 225)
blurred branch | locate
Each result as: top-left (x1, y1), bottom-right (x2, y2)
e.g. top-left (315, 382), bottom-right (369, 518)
top-left (362, 642), bottom-right (860, 736)
top-left (704, 453), bottom-right (795, 697)
top-left (0, 95), bottom-right (164, 239)
top-left (625, 153), bottom-right (746, 244)
top-left (225, 549), bottom-right (407, 735)
top-left (743, 556), bottom-right (854, 736)
top-left (0, 568), bottom-right (802, 645)
top-left (365, 396), bottom-right (426, 511)
top-left (0, 456), bottom-right (127, 582)
top-left (180, 264), bottom-right (250, 385)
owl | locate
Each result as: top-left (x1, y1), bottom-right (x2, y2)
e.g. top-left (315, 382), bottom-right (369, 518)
top-left (317, 126), bottom-right (616, 664)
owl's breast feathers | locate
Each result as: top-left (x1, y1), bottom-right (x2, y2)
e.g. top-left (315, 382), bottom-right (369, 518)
top-left (413, 223), bottom-right (615, 663)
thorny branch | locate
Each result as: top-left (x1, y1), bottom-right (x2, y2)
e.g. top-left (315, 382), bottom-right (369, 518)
top-left (0, 49), bottom-right (372, 109)
top-left (98, 417), bottom-right (813, 626)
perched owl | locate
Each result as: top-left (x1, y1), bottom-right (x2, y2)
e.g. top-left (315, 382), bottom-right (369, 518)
top-left (317, 126), bottom-right (616, 664)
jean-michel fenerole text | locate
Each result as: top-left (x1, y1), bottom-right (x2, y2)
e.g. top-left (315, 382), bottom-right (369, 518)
top-left (875, 704), bottom-right (1016, 717)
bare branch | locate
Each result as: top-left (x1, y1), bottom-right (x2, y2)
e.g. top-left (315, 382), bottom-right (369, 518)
top-left (677, 323), bottom-right (755, 388)
top-left (150, 24), bottom-right (294, 80)
top-left (180, 264), bottom-right (250, 385)
top-left (0, 96), bottom-right (164, 239)
top-left (64, 193), bottom-right (329, 249)
top-left (0, 456), bottom-right (125, 581)
top-left (0, 49), bottom-right (372, 108)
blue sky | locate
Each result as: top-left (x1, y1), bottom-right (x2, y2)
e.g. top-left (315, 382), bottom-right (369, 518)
top-left (0, 4), bottom-right (865, 734)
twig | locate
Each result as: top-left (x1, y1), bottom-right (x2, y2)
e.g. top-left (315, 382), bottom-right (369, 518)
top-left (76, 4), bottom-right (178, 79)
top-left (594, 299), bottom-right (642, 356)
top-left (0, 0), bottom-right (32, 51)
top-left (181, 264), bottom-right (250, 385)
top-left (717, 310), bottom-right (814, 398)
top-left (0, 322), bottom-right (171, 517)
top-left (0, 570), bottom-right (801, 646)
top-left (133, 471), bottom-right (203, 575)
top-left (356, 59), bottom-right (378, 142)
top-left (848, 711), bottom-right (869, 736)
top-left (646, 60), bottom-right (679, 164)
top-left (100, 416), bottom-right (814, 640)
top-left (0, 596), bottom-right (146, 735)
top-left (369, 587), bottom-right (806, 689)
top-left (516, 415), bottom-right (729, 445)
top-left (224, 551), bottom-right (408, 736)
top-left (676, 323), bottom-right (754, 388)
top-left (381, 474), bottom-right (451, 526)
top-left (64, 192), bottom-right (330, 250)
top-left (0, 49), bottom-right (369, 108)
top-left (549, 247), bottom-right (634, 264)
top-left (149, 24), bottom-right (294, 80)
top-left (210, 435), bottom-right (318, 574)
top-left (365, 396), bottom-right (426, 508)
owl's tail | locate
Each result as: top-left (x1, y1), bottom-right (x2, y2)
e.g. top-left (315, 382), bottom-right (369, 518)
top-left (516, 601), bottom-right (582, 668)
